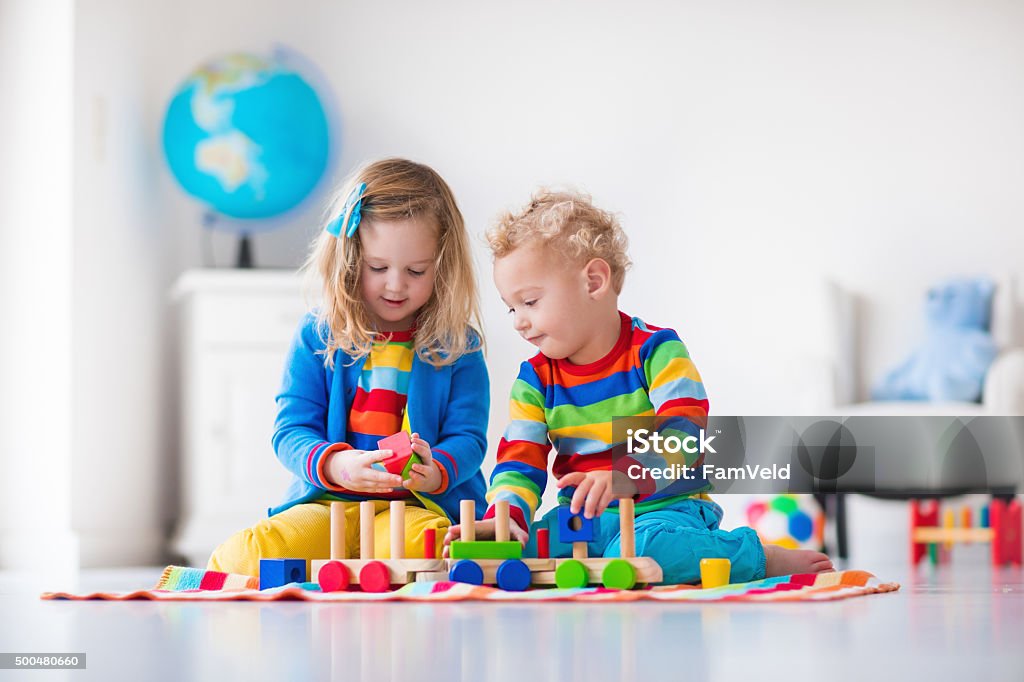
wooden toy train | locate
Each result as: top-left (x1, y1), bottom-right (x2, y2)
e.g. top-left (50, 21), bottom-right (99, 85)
top-left (260, 496), bottom-right (663, 592)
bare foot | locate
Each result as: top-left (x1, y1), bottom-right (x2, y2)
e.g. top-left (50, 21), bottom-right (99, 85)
top-left (763, 544), bottom-right (834, 577)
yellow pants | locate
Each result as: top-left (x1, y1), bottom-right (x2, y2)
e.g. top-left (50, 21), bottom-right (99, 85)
top-left (207, 499), bottom-right (450, 578)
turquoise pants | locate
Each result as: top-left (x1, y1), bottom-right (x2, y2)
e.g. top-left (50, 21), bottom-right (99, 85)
top-left (525, 498), bottom-right (766, 585)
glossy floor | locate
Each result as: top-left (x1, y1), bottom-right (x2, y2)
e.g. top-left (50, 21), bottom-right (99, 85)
top-left (1, 559), bottom-right (1022, 682)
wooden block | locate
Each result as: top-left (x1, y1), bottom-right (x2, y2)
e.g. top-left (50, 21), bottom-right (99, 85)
top-left (330, 502), bottom-right (347, 560)
top-left (415, 571), bottom-right (452, 582)
top-left (557, 506), bottom-right (594, 543)
top-left (377, 431), bottom-right (413, 458)
top-left (572, 541), bottom-right (588, 559)
top-left (450, 540), bottom-right (523, 560)
top-left (619, 498), bottom-right (635, 558)
top-left (461, 499), bottom-right (476, 542)
top-left (537, 527), bottom-right (550, 559)
top-left (311, 558), bottom-right (445, 584)
top-left (360, 500), bottom-right (375, 559)
top-left (259, 558), bottom-right (306, 590)
top-left (495, 500), bottom-right (510, 543)
top-left (391, 500), bottom-right (405, 559)
top-left (423, 528), bottom-right (436, 559)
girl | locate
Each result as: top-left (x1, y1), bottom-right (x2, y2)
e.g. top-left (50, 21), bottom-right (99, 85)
top-left (209, 158), bottom-right (489, 577)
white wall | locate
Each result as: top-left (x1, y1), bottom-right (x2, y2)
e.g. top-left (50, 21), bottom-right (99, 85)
top-left (3, 0), bottom-right (1022, 567)
top-left (0, 0), bottom-right (78, 571)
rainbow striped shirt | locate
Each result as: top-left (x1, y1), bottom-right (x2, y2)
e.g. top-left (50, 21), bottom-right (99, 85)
top-left (325, 330), bottom-right (415, 501)
top-left (484, 312), bottom-right (711, 531)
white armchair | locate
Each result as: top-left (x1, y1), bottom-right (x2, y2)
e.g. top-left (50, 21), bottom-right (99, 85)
top-left (793, 274), bottom-right (1024, 560)
top-left (801, 274), bottom-right (1024, 416)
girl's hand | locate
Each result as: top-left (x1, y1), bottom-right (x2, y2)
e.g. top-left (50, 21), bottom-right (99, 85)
top-left (402, 433), bottom-right (443, 493)
top-left (441, 518), bottom-right (528, 557)
top-left (556, 470), bottom-right (616, 518)
top-left (324, 449), bottom-right (404, 493)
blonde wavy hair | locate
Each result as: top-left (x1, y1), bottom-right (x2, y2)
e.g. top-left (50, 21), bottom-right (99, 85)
top-left (303, 158), bottom-right (483, 367)
top-left (487, 189), bottom-right (632, 293)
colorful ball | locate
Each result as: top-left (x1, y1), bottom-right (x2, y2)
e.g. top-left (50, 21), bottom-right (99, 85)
top-left (745, 494), bottom-right (824, 551)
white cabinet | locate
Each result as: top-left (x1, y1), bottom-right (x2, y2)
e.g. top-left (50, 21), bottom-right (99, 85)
top-left (170, 269), bottom-right (311, 567)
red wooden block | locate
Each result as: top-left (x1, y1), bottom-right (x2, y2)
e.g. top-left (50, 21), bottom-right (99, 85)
top-left (318, 561), bottom-right (350, 592)
top-left (991, 498), bottom-right (1006, 565)
top-left (377, 432), bottom-right (414, 476)
top-left (1007, 500), bottom-right (1022, 565)
top-left (423, 528), bottom-right (436, 559)
top-left (537, 527), bottom-right (550, 559)
top-left (359, 561), bottom-right (392, 592)
top-left (993, 498), bottom-right (1022, 566)
top-left (910, 499), bottom-right (939, 565)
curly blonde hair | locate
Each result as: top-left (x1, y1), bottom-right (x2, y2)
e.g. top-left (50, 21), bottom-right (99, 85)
top-left (487, 189), bottom-right (632, 293)
top-left (303, 158), bottom-right (483, 367)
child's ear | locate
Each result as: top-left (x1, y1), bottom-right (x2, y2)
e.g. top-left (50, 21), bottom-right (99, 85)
top-left (584, 258), bottom-right (613, 299)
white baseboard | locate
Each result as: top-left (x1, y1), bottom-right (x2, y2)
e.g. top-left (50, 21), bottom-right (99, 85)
top-left (0, 529), bottom-right (81, 572)
top-left (0, 527), bottom-right (169, 570)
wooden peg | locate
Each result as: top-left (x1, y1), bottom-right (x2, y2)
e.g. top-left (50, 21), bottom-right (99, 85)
top-left (619, 497), bottom-right (635, 558)
top-left (330, 502), bottom-right (347, 560)
top-left (423, 528), bottom-right (436, 559)
top-left (537, 528), bottom-right (550, 559)
top-left (391, 500), bottom-right (406, 559)
top-left (572, 541), bottom-right (588, 559)
top-left (495, 500), bottom-right (510, 543)
top-left (360, 500), bottom-right (375, 559)
top-left (461, 499), bottom-right (476, 542)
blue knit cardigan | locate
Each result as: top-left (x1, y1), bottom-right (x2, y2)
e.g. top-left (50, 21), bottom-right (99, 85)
top-left (268, 313), bottom-right (488, 521)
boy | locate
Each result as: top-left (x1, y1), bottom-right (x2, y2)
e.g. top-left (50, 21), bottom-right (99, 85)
top-left (445, 190), bottom-right (832, 583)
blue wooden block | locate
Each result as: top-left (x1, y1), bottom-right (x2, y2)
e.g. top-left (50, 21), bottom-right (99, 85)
top-left (259, 558), bottom-right (307, 590)
top-left (557, 506), bottom-right (595, 543)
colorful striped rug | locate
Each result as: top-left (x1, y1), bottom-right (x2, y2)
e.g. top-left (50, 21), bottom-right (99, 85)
top-left (41, 567), bottom-right (899, 602)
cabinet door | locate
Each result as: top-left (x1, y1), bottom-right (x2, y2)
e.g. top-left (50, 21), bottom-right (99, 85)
top-left (192, 347), bottom-right (295, 520)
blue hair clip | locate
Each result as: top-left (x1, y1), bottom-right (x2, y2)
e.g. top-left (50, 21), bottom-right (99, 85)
top-left (325, 182), bottom-right (367, 238)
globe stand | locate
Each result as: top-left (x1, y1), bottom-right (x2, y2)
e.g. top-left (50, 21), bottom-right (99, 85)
top-left (236, 234), bottom-right (254, 269)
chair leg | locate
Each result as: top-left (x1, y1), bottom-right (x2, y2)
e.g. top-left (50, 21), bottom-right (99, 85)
top-left (835, 493), bottom-right (849, 560)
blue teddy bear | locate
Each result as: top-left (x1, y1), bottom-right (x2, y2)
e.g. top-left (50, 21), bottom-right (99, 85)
top-left (872, 277), bottom-right (997, 402)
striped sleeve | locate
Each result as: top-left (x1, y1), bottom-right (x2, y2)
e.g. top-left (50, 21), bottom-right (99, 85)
top-left (483, 361), bottom-right (550, 532)
top-left (635, 329), bottom-right (710, 500)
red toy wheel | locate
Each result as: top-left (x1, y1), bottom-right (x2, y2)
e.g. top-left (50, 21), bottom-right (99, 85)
top-left (318, 561), bottom-right (350, 592)
top-left (359, 561), bottom-right (392, 592)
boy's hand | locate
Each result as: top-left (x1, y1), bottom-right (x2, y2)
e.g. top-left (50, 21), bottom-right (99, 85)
top-left (402, 433), bottom-right (444, 493)
top-left (441, 517), bottom-right (529, 557)
top-left (325, 449), bottom-right (404, 493)
top-left (556, 470), bottom-right (616, 518)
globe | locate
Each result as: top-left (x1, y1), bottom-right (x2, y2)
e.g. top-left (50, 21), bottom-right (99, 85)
top-left (162, 51), bottom-right (331, 223)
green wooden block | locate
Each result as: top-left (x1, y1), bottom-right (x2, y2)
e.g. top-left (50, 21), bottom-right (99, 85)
top-left (449, 540), bottom-right (523, 560)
